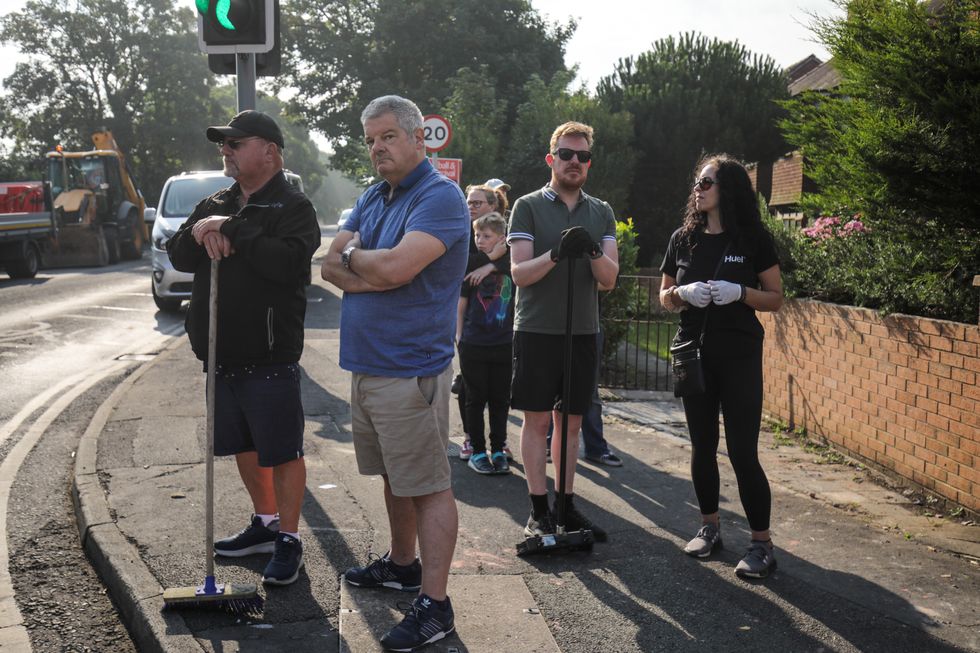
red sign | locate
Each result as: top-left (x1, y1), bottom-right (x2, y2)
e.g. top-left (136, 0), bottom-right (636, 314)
top-left (423, 114), bottom-right (452, 152)
top-left (432, 157), bottom-right (462, 184)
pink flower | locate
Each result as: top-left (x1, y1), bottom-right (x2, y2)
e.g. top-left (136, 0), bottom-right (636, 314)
top-left (803, 215), bottom-right (867, 240)
top-left (842, 220), bottom-right (866, 234)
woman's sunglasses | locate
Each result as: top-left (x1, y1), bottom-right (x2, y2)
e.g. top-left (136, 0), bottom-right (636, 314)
top-left (694, 176), bottom-right (717, 191)
top-left (553, 148), bottom-right (592, 163)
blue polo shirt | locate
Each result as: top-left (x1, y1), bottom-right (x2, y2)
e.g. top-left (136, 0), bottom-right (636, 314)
top-left (339, 159), bottom-right (469, 377)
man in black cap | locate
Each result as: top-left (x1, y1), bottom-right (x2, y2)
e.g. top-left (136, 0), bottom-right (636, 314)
top-left (168, 110), bottom-right (320, 586)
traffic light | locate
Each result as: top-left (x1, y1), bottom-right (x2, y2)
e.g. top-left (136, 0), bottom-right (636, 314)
top-left (196, 0), bottom-right (274, 54)
top-left (207, 0), bottom-right (281, 76)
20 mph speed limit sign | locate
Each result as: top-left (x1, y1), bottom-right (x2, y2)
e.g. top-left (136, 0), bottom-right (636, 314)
top-left (423, 114), bottom-right (452, 153)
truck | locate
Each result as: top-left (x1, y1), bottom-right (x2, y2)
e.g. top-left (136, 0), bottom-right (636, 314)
top-left (0, 130), bottom-right (149, 278)
top-left (0, 180), bottom-right (55, 278)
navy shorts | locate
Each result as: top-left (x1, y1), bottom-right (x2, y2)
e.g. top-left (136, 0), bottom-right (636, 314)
top-left (212, 362), bottom-right (305, 467)
top-left (510, 331), bottom-right (596, 415)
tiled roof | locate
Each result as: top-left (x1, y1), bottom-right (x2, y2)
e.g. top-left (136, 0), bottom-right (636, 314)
top-left (789, 60), bottom-right (843, 96)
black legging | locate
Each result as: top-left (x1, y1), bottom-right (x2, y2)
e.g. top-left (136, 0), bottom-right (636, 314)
top-left (681, 351), bottom-right (771, 532)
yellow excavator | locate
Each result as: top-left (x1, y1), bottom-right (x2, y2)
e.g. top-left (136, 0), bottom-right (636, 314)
top-left (43, 129), bottom-right (147, 266)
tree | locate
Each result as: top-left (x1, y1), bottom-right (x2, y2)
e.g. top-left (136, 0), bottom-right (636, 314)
top-left (598, 33), bottom-right (790, 265)
top-left (0, 0), bottom-right (222, 204)
top-left (776, 0), bottom-right (979, 323)
top-left (439, 66), bottom-right (508, 188)
top-left (279, 0), bottom-right (573, 180)
top-left (783, 0), bottom-right (980, 233)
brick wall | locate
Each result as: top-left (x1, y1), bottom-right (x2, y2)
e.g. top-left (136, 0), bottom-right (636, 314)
top-left (759, 299), bottom-right (980, 513)
top-left (769, 152), bottom-right (805, 207)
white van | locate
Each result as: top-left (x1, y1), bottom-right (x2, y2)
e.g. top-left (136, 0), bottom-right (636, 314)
top-left (150, 170), bottom-right (304, 311)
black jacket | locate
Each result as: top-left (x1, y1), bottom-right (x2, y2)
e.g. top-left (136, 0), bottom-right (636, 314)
top-left (167, 171), bottom-right (320, 366)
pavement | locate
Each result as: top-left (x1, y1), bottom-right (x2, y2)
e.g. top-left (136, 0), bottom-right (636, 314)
top-left (71, 278), bottom-right (980, 653)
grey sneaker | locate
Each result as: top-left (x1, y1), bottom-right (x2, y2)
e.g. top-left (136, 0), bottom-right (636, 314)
top-left (683, 523), bottom-right (723, 558)
top-left (735, 541), bottom-right (777, 578)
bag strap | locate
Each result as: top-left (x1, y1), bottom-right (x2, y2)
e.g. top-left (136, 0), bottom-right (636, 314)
top-left (695, 241), bottom-right (733, 346)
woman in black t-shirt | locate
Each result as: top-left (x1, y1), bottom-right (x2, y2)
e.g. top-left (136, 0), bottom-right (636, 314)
top-left (659, 154), bottom-right (784, 579)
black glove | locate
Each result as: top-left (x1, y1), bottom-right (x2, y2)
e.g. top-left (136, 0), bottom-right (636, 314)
top-left (550, 226), bottom-right (593, 262)
top-left (586, 239), bottom-right (602, 259)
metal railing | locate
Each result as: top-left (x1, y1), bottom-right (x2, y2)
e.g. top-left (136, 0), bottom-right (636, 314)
top-left (599, 275), bottom-right (678, 392)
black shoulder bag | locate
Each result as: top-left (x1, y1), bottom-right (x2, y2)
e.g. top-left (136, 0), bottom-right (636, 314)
top-left (669, 242), bottom-right (732, 398)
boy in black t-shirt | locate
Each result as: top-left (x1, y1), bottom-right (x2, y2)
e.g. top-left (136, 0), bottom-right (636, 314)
top-left (456, 213), bottom-right (515, 474)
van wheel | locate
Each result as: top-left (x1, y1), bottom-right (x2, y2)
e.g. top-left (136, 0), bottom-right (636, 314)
top-left (152, 281), bottom-right (182, 312)
top-left (7, 243), bottom-right (40, 279)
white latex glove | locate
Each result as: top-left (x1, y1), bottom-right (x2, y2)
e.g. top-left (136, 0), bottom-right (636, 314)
top-left (676, 282), bottom-right (712, 308)
top-left (710, 280), bottom-right (743, 305)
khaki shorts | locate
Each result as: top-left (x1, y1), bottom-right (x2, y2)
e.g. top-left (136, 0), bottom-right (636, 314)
top-left (350, 366), bottom-right (452, 497)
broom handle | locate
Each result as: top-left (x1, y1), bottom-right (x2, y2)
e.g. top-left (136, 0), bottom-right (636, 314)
top-left (205, 258), bottom-right (218, 579)
top-left (556, 256), bottom-right (575, 534)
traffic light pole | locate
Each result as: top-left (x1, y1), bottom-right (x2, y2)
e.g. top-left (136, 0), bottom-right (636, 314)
top-left (236, 54), bottom-right (257, 111)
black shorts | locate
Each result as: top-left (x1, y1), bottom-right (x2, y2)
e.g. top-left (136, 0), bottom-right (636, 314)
top-left (212, 363), bottom-right (305, 467)
top-left (510, 331), bottom-right (596, 415)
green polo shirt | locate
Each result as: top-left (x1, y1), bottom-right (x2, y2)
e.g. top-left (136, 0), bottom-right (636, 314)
top-left (507, 185), bottom-right (617, 335)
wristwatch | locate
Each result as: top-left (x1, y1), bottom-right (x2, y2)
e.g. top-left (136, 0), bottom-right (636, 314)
top-left (341, 245), bottom-right (357, 270)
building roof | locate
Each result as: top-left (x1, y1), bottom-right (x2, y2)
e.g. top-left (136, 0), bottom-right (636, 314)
top-left (789, 59), bottom-right (843, 96)
top-left (785, 54), bottom-right (823, 83)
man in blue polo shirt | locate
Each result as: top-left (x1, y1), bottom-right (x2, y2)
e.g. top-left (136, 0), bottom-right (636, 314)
top-left (321, 95), bottom-right (468, 651)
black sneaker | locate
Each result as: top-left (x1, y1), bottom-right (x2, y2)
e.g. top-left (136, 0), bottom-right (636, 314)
top-left (524, 512), bottom-right (556, 537)
top-left (262, 533), bottom-right (304, 585)
top-left (380, 594), bottom-right (455, 651)
top-left (585, 452), bottom-right (623, 467)
top-left (555, 499), bottom-right (608, 543)
top-left (467, 452), bottom-right (495, 475)
top-left (344, 552), bottom-right (422, 592)
top-left (214, 514), bottom-right (278, 557)
top-left (491, 451), bottom-right (510, 474)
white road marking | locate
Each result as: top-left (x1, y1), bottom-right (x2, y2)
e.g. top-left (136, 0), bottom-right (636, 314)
top-left (0, 327), bottom-right (179, 652)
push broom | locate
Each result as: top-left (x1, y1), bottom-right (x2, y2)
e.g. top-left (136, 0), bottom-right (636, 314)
top-left (517, 255), bottom-right (595, 556)
top-left (163, 258), bottom-right (264, 614)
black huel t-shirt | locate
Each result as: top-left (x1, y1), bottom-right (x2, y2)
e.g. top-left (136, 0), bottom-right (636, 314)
top-left (660, 227), bottom-right (779, 359)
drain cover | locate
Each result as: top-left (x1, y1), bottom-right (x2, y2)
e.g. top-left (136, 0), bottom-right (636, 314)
top-left (115, 353), bottom-right (158, 361)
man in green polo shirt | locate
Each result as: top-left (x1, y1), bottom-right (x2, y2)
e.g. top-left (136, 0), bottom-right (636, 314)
top-left (507, 120), bottom-right (620, 542)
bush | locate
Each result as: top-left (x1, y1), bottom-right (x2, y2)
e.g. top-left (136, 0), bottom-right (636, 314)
top-left (602, 218), bottom-right (648, 362)
top-left (766, 213), bottom-right (979, 323)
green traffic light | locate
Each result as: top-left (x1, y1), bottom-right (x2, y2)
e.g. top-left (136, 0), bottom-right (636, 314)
top-left (195, 0), bottom-right (239, 31)
top-left (215, 0), bottom-right (236, 30)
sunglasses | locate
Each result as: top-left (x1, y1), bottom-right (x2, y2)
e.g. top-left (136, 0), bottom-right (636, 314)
top-left (694, 176), bottom-right (717, 191)
top-left (467, 199), bottom-right (487, 208)
top-left (218, 137), bottom-right (258, 150)
top-left (553, 148), bottom-right (592, 164)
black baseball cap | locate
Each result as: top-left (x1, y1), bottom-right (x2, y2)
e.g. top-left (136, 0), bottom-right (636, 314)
top-left (206, 110), bottom-right (285, 149)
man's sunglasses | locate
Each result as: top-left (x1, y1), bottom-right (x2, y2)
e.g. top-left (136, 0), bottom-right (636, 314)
top-left (218, 137), bottom-right (259, 150)
top-left (553, 148), bottom-right (592, 164)
top-left (694, 176), bottom-right (717, 191)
